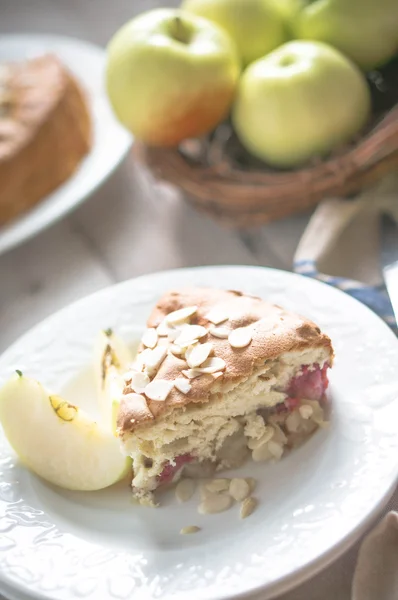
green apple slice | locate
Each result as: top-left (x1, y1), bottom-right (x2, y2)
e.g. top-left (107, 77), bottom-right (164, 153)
top-left (94, 329), bottom-right (134, 433)
top-left (0, 373), bottom-right (131, 491)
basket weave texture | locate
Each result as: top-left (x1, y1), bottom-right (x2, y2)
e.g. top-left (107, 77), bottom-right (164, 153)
top-left (136, 60), bottom-right (398, 228)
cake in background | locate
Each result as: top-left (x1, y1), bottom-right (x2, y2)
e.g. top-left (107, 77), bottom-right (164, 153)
top-left (0, 54), bottom-right (92, 226)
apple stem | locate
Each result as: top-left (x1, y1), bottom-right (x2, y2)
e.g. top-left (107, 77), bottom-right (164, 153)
top-left (170, 16), bottom-right (191, 45)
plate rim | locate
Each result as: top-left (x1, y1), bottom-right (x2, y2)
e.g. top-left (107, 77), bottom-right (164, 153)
top-left (0, 264), bottom-right (397, 600)
top-left (0, 32), bottom-right (133, 256)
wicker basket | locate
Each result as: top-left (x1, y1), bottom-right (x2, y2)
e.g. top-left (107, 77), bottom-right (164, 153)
top-left (135, 60), bottom-right (398, 228)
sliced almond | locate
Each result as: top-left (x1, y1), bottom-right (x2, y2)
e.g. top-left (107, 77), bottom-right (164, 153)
top-left (141, 328), bottom-right (158, 349)
top-left (123, 370), bottom-right (136, 383)
top-left (167, 329), bottom-right (181, 342)
top-left (299, 404), bottom-right (314, 420)
top-left (180, 525), bottom-right (201, 535)
top-left (245, 477), bottom-right (257, 494)
top-left (174, 378), bottom-right (192, 394)
top-left (196, 357), bottom-right (226, 374)
top-left (142, 346), bottom-right (167, 374)
top-left (252, 444), bottom-right (273, 462)
top-left (286, 410), bottom-right (302, 433)
top-left (212, 371), bottom-right (224, 380)
top-left (272, 423), bottom-right (288, 445)
top-left (205, 478), bottom-right (230, 493)
top-left (186, 342), bottom-right (213, 368)
top-left (229, 478), bottom-right (250, 502)
top-left (247, 425), bottom-right (275, 449)
top-left (175, 338), bottom-right (199, 350)
top-left (156, 319), bottom-right (174, 337)
top-left (268, 440), bottom-right (284, 460)
top-left (198, 493), bottom-right (233, 515)
top-left (166, 306), bottom-right (197, 325)
top-left (182, 369), bottom-right (202, 379)
top-left (130, 371), bottom-right (150, 393)
top-left (175, 325), bottom-right (207, 346)
top-left (228, 327), bottom-right (253, 349)
top-left (205, 307), bottom-right (229, 325)
top-left (240, 497), bottom-right (257, 519)
top-left (209, 326), bottom-right (230, 339)
top-left (169, 344), bottom-right (183, 356)
top-left (144, 379), bottom-right (174, 401)
top-left (175, 479), bottom-right (196, 503)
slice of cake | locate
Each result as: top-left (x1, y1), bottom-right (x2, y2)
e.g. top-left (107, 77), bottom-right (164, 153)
top-left (117, 288), bottom-right (334, 506)
top-left (0, 54), bottom-right (92, 226)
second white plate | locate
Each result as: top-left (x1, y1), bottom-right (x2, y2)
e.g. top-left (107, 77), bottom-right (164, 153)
top-left (0, 33), bottom-right (132, 256)
top-left (0, 266), bottom-right (397, 600)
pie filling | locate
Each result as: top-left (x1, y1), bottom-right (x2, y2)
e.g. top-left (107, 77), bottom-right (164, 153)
top-left (122, 355), bottom-right (330, 506)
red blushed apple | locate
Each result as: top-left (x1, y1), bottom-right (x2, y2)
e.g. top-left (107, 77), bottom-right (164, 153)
top-left (106, 9), bottom-right (240, 147)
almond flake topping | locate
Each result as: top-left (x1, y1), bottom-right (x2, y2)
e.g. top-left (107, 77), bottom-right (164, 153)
top-left (175, 325), bottom-right (207, 346)
top-left (137, 346), bottom-right (167, 375)
top-left (186, 342), bottom-right (213, 368)
top-left (209, 326), bottom-right (230, 339)
top-left (130, 371), bottom-right (150, 393)
top-left (174, 378), bottom-right (192, 394)
top-left (228, 327), bottom-right (253, 349)
top-left (156, 319), bottom-right (174, 337)
top-left (212, 371), bottom-right (224, 380)
top-left (205, 307), bottom-right (230, 325)
top-left (169, 344), bottom-right (183, 356)
top-left (144, 379), bottom-right (174, 401)
top-left (182, 369), bottom-right (202, 379)
top-left (196, 357), bottom-right (226, 374)
top-left (141, 328), bottom-right (158, 349)
top-left (166, 306), bottom-right (197, 325)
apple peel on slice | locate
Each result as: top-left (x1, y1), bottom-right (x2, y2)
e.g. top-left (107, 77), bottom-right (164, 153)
top-left (94, 329), bottom-right (134, 434)
top-left (0, 373), bottom-right (131, 491)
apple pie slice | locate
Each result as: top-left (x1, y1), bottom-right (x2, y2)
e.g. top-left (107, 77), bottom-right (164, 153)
top-left (117, 288), bottom-right (333, 506)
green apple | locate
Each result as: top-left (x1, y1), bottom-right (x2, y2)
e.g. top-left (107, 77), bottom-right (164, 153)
top-left (182, 0), bottom-right (285, 67)
top-left (0, 373), bottom-right (130, 491)
top-left (232, 40), bottom-right (371, 168)
top-left (106, 9), bottom-right (240, 146)
top-left (289, 0), bottom-right (398, 71)
top-left (94, 329), bottom-right (133, 434)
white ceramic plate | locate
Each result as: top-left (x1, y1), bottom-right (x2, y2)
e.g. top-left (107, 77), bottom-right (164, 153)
top-left (0, 34), bottom-right (132, 256)
top-left (0, 266), bottom-right (397, 600)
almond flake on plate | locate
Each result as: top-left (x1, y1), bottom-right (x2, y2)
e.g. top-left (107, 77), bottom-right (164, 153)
top-left (209, 325), bottom-right (230, 339)
top-left (228, 327), bottom-right (253, 349)
top-left (174, 378), bottom-right (192, 394)
top-left (144, 379), bottom-right (174, 401)
top-left (130, 371), bottom-right (150, 393)
top-left (166, 306), bottom-right (197, 325)
top-left (186, 342), bottom-right (213, 368)
top-left (175, 325), bottom-right (207, 346)
top-left (141, 328), bottom-right (158, 349)
top-left (205, 307), bottom-right (230, 325)
top-left (197, 357), bottom-right (226, 373)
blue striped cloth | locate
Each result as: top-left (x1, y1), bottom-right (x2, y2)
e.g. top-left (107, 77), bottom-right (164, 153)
top-left (294, 259), bottom-right (398, 335)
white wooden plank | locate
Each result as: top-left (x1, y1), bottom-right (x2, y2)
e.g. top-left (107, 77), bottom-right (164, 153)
top-left (0, 221), bottom-right (112, 353)
top-left (72, 160), bottom-right (257, 281)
